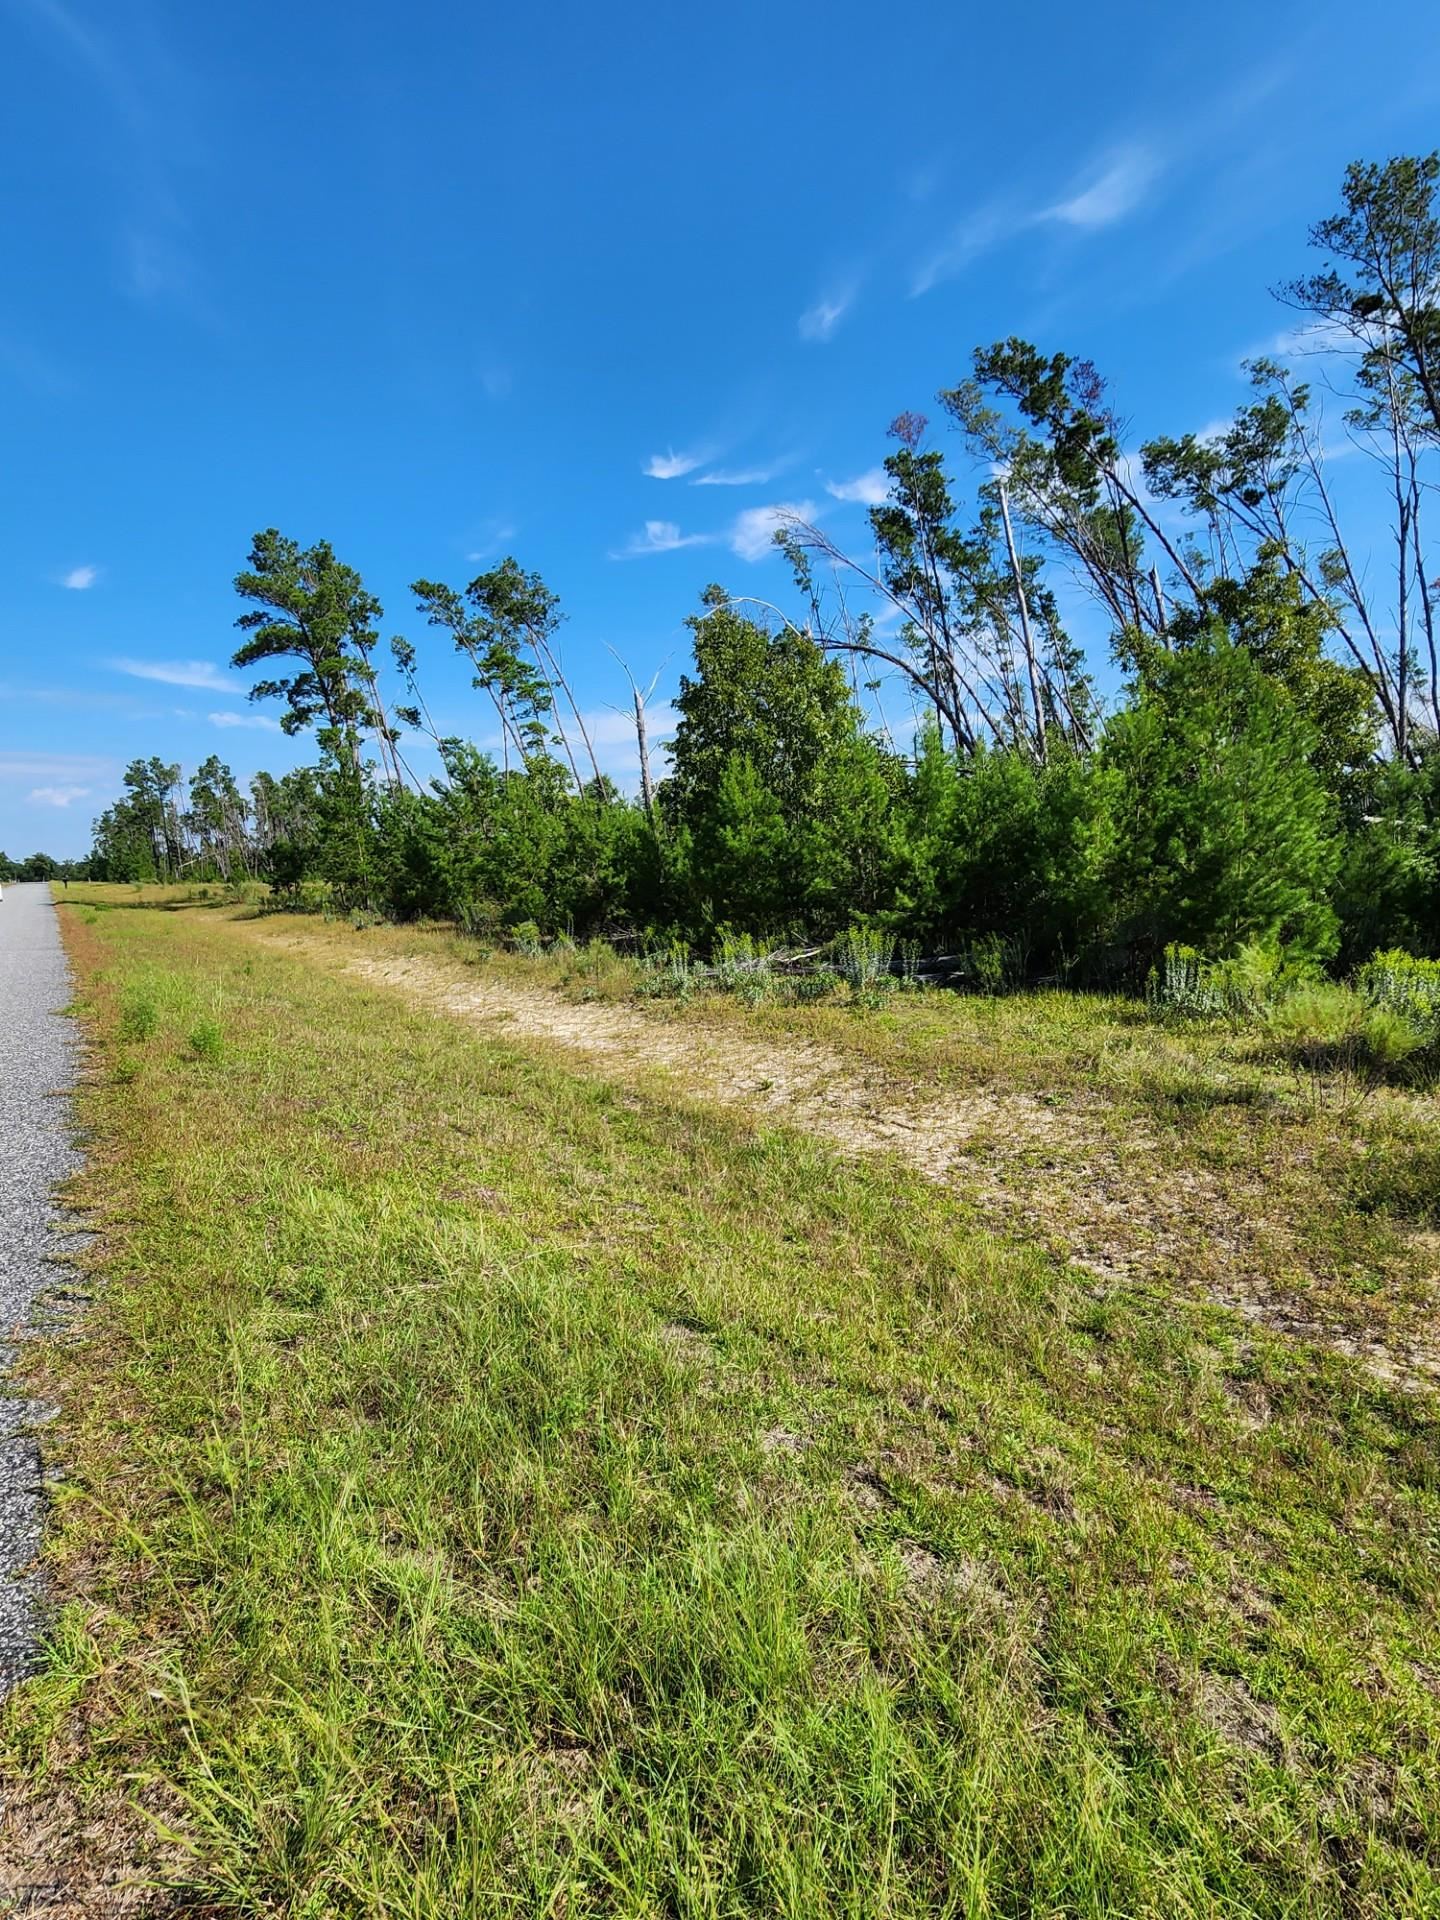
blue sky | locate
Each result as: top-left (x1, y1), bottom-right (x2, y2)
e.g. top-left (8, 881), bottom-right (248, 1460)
top-left (3, 0), bottom-right (1439, 857)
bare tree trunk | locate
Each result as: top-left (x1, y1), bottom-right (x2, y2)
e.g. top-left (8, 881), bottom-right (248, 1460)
top-left (998, 481), bottom-right (1046, 762)
top-left (1409, 480), bottom-right (1440, 739)
top-left (1150, 567), bottom-right (1169, 641)
top-left (633, 687), bottom-right (655, 817)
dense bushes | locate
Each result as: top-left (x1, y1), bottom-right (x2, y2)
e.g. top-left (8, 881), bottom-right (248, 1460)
top-left (326, 613), bottom-right (1437, 990)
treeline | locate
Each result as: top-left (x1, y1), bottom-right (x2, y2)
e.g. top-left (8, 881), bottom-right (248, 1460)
top-left (0, 851), bottom-right (84, 881)
top-left (91, 155), bottom-right (1440, 980)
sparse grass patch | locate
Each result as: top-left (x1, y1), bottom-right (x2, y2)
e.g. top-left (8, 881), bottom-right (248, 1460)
top-left (8, 904), bottom-right (1440, 1916)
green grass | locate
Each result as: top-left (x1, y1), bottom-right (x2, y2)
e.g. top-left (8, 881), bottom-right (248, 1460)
top-left (250, 912), bottom-right (1440, 1376)
top-left (8, 903), bottom-right (1440, 1915)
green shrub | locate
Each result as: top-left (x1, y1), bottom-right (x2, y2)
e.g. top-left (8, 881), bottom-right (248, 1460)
top-left (1357, 950), bottom-right (1440, 1040)
top-left (188, 1019), bottom-right (225, 1061)
top-left (791, 966), bottom-right (841, 1004)
top-left (118, 991), bottom-right (159, 1042)
top-left (636, 941), bottom-right (694, 1000)
top-left (1265, 984), bottom-right (1426, 1080)
top-left (834, 928), bottom-right (893, 992)
top-left (710, 932), bottom-right (773, 997)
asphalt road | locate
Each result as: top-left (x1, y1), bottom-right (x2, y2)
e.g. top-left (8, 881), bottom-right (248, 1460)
top-left (0, 882), bottom-right (83, 1692)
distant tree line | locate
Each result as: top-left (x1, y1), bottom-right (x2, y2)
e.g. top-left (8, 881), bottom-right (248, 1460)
top-left (0, 850), bottom-right (87, 882)
top-left (89, 155), bottom-right (1440, 980)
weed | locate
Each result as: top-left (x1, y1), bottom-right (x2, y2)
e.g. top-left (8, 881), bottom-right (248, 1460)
top-left (188, 1018), bottom-right (224, 1061)
top-left (117, 991), bottom-right (158, 1042)
top-left (834, 926), bottom-right (894, 993)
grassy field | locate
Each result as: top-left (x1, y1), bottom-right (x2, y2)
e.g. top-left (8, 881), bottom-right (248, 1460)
top-left (5, 888), bottom-right (1440, 1915)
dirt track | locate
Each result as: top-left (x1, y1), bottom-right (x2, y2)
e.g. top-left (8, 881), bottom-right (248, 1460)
top-left (250, 930), bottom-right (1440, 1392)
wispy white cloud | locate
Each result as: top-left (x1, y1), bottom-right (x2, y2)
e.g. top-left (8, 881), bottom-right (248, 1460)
top-left (904, 157), bottom-right (944, 204)
top-left (691, 463), bottom-right (785, 488)
top-left (1262, 319), bottom-right (1361, 363)
top-left (644, 448), bottom-right (705, 480)
top-left (612, 519), bottom-right (716, 560)
top-left (28, 784), bottom-right (91, 808)
top-left (730, 501), bottom-right (818, 563)
top-left (798, 284), bottom-right (856, 344)
top-left (1042, 147), bottom-right (1158, 230)
top-left (209, 710), bottom-right (281, 731)
top-left (60, 563), bottom-right (99, 590)
top-left (910, 201), bottom-right (1014, 296)
top-left (911, 142), bottom-right (1159, 296)
top-left (113, 657), bottom-right (232, 692)
top-left (825, 468), bottom-right (889, 507)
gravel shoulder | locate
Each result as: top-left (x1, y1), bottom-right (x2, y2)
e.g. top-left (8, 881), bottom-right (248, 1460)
top-left (0, 883), bottom-right (83, 1691)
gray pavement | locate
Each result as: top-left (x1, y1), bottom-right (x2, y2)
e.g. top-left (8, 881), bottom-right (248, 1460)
top-left (0, 882), bottom-right (83, 1692)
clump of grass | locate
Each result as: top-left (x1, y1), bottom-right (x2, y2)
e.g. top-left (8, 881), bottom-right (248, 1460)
top-left (117, 990), bottom-right (159, 1042)
top-left (188, 1017), bottom-right (224, 1061)
top-left (791, 965), bottom-right (841, 1004)
top-left (1265, 984), bottom-right (1426, 1092)
top-left (1351, 1135), bottom-right (1440, 1226)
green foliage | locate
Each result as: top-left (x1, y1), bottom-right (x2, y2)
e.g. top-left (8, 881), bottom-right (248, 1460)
top-left (188, 1018), bottom-right (225, 1061)
top-left (1357, 950), bottom-right (1440, 1041)
top-left (1103, 638), bottom-right (1340, 967)
top-left (118, 990), bottom-right (159, 1042)
top-left (833, 927), bottom-right (894, 992)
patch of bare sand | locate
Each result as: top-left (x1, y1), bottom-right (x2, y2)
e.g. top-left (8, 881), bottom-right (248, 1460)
top-left (0, 1782), bottom-right (186, 1917)
top-left (262, 938), bottom-right (1440, 1389)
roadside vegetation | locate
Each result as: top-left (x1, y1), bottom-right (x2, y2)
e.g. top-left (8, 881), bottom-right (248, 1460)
top-left (4, 895), bottom-right (1438, 1914)
top-left (10, 150), bottom-right (1440, 1915)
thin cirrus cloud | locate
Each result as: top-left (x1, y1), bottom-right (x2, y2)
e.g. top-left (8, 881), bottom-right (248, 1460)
top-left (0, 750), bottom-right (111, 784)
top-left (1042, 147), bottom-right (1158, 230)
top-left (611, 519), bottom-right (717, 560)
top-left (825, 468), bottom-right (889, 507)
top-left (691, 464), bottom-right (784, 488)
top-left (612, 503), bottom-right (819, 564)
top-left (209, 710), bottom-right (281, 731)
top-left (112, 657), bottom-right (233, 692)
top-left (61, 564), bottom-right (99, 590)
top-left (910, 201), bottom-right (1015, 297)
top-left (911, 143), bottom-right (1159, 295)
top-left (28, 784), bottom-right (91, 808)
top-left (16, 0), bottom-right (205, 316)
top-left (728, 501), bottom-right (818, 563)
top-left (644, 448), bottom-right (706, 480)
top-left (798, 284), bottom-right (856, 344)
